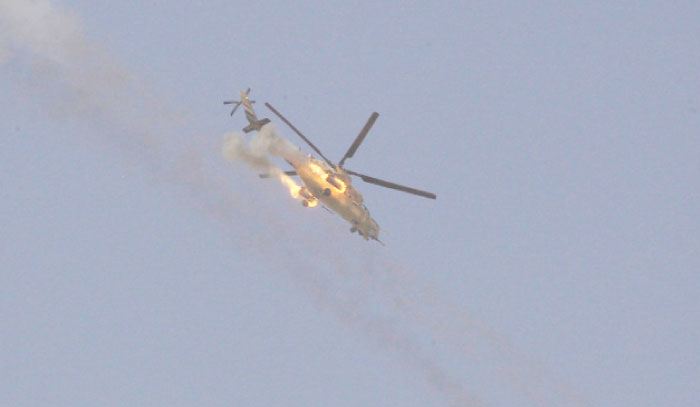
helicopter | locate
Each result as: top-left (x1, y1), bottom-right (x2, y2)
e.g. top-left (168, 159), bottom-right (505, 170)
top-left (225, 89), bottom-right (436, 243)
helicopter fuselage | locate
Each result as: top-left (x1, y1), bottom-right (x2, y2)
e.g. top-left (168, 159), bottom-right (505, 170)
top-left (289, 155), bottom-right (380, 241)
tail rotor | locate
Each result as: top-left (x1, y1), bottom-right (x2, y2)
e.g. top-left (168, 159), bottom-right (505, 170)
top-left (223, 87), bottom-right (253, 116)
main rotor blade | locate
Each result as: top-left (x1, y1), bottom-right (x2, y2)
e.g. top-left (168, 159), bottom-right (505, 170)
top-left (345, 169), bottom-right (437, 199)
top-left (339, 112), bottom-right (379, 168)
top-left (264, 102), bottom-right (336, 168)
top-left (229, 102), bottom-right (240, 116)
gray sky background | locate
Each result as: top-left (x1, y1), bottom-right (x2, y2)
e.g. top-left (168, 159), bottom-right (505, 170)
top-left (1, 1), bottom-right (698, 406)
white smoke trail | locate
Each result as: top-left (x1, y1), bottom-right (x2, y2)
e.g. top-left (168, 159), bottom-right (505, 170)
top-left (221, 124), bottom-right (303, 171)
top-left (0, 0), bottom-right (183, 166)
top-left (1, 2), bottom-right (589, 406)
top-left (218, 124), bottom-right (587, 406)
top-left (362, 256), bottom-right (590, 407)
top-left (221, 131), bottom-right (276, 172)
top-left (218, 122), bottom-right (587, 406)
top-left (221, 125), bottom-right (309, 202)
top-left (0, 0), bottom-right (127, 102)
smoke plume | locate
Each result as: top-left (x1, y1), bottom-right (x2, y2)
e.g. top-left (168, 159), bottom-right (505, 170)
top-left (221, 124), bottom-right (302, 170)
top-left (221, 125), bottom-right (310, 202)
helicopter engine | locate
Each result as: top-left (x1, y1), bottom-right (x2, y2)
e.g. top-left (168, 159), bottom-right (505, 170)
top-left (298, 187), bottom-right (314, 201)
top-left (326, 174), bottom-right (344, 190)
top-left (299, 188), bottom-right (318, 208)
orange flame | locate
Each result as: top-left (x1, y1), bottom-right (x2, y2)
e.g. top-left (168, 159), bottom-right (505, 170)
top-left (308, 161), bottom-right (326, 178)
top-left (277, 171), bottom-right (318, 208)
top-left (307, 161), bottom-right (347, 193)
top-left (334, 177), bottom-right (347, 193)
top-left (278, 172), bottom-right (301, 198)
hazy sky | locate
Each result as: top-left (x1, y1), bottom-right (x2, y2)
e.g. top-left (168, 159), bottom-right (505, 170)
top-left (1, 1), bottom-right (698, 406)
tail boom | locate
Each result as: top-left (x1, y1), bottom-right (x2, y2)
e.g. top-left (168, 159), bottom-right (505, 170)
top-left (228, 89), bottom-right (271, 133)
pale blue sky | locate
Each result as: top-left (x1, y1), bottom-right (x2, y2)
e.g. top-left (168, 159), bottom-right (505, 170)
top-left (2, 1), bottom-right (699, 406)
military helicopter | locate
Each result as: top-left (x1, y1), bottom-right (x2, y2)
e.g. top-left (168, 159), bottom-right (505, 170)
top-left (225, 89), bottom-right (436, 243)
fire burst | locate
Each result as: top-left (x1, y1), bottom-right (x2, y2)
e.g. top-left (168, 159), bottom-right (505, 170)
top-left (278, 172), bottom-right (301, 198)
top-left (308, 161), bottom-right (347, 193)
top-left (277, 171), bottom-right (318, 207)
top-left (274, 160), bottom-right (348, 209)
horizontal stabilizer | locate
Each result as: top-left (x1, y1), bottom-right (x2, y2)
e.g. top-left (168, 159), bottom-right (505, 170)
top-left (243, 118), bottom-right (271, 133)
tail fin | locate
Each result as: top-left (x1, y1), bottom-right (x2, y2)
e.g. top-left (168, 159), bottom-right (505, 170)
top-left (238, 90), bottom-right (271, 132)
top-left (239, 90), bottom-right (259, 124)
